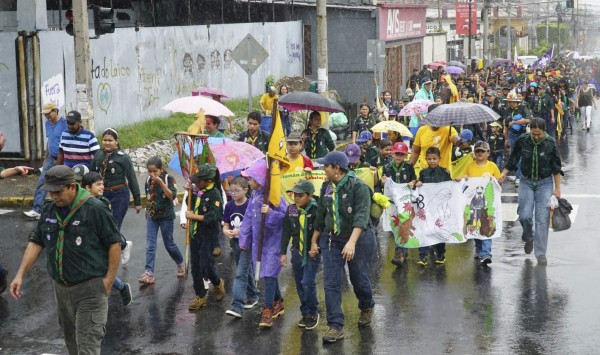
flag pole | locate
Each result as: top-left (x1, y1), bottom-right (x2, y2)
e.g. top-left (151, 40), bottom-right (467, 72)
top-left (255, 99), bottom-right (279, 282)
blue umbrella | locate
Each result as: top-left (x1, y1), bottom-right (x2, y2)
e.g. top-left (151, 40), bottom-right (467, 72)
top-left (168, 136), bottom-right (235, 178)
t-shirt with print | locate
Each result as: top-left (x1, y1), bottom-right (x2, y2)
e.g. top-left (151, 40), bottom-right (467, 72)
top-left (223, 199), bottom-right (249, 230)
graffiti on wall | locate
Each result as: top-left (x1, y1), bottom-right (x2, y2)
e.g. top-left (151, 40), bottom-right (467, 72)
top-left (97, 82), bottom-right (112, 113)
top-left (286, 40), bottom-right (301, 63)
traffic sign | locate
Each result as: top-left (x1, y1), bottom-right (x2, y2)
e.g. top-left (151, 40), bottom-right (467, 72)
top-left (232, 34), bottom-right (269, 75)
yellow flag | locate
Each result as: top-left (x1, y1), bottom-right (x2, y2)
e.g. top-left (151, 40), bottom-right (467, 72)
top-left (268, 109), bottom-right (289, 206)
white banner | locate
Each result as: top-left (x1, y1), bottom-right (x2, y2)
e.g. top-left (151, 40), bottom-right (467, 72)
top-left (385, 177), bottom-right (503, 248)
top-left (42, 73), bottom-right (65, 109)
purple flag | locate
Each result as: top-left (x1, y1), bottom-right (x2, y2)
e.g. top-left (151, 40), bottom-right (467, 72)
top-left (531, 46), bottom-right (554, 70)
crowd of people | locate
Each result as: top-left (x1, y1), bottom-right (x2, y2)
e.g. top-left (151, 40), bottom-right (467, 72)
top-left (2, 55), bottom-right (595, 352)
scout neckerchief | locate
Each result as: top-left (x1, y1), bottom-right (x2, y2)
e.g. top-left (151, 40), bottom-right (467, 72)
top-left (309, 128), bottom-right (319, 159)
top-left (298, 198), bottom-right (317, 266)
top-left (246, 131), bottom-right (258, 146)
top-left (530, 133), bottom-right (548, 181)
top-left (331, 170), bottom-right (355, 235)
top-left (191, 183), bottom-right (214, 236)
top-left (100, 151), bottom-right (112, 178)
top-left (147, 175), bottom-right (158, 217)
top-left (391, 161), bottom-right (406, 183)
top-left (55, 187), bottom-right (92, 283)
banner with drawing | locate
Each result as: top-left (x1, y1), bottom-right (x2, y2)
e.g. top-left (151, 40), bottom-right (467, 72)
top-left (384, 177), bottom-right (502, 248)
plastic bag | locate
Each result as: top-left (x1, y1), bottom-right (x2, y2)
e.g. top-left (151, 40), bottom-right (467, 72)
top-left (330, 112), bottom-right (348, 128)
top-left (547, 195), bottom-right (559, 209)
top-left (552, 198), bottom-right (573, 232)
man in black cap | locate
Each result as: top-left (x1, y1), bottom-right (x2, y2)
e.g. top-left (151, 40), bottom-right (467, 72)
top-left (56, 110), bottom-right (100, 168)
top-left (536, 85), bottom-right (556, 137)
top-left (10, 165), bottom-right (121, 355)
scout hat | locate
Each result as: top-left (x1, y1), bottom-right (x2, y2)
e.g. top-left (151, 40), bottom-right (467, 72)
top-left (66, 110), bottom-right (82, 124)
top-left (474, 141), bottom-right (491, 151)
top-left (356, 131), bottom-right (373, 143)
top-left (42, 165), bottom-right (75, 191)
top-left (72, 164), bottom-right (90, 182)
top-left (287, 179), bottom-right (315, 194)
top-left (344, 143), bottom-right (361, 163)
top-left (506, 92), bottom-right (520, 102)
top-left (191, 164), bottom-right (218, 182)
top-left (316, 151), bottom-right (349, 170)
top-left (391, 142), bottom-right (409, 154)
top-left (42, 102), bottom-right (57, 114)
top-left (489, 121), bottom-right (502, 128)
top-left (287, 131), bottom-right (303, 142)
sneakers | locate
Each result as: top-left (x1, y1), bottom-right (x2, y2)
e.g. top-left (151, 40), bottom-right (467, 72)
top-left (120, 283), bottom-right (133, 306)
top-left (481, 257), bottom-right (492, 266)
top-left (23, 210), bottom-right (41, 219)
top-left (138, 271), bottom-right (155, 285)
top-left (305, 314), bottom-right (320, 330)
top-left (417, 256), bottom-right (428, 266)
top-left (322, 327), bottom-right (344, 343)
top-left (537, 256), bottom-right (548, 265)
top-left (0, 268), bottom-right (8, 295)
top-left (473, 254), bottom-right (481, 260)
top-left (121, 241), bottom-right (133, 265)
top-left (272, 299), bottom-right (285, 318)
top-left (225, 309), bottom-right (242, 318)
top-left (435, 255), bottom-right (446, 264)
top-left (298, 316), bottom-right (307, 328)
top-left (214, 278), bottom-right (226, 301)
top-left (213, 247), bottom-right (222, 257)
top-left (259, 307), bottom-right (273, 328)
top-left (358, 308), bottom-right (373, 327)
top-left (391, 250), bottom-right (405, 267)
top-left (244, 299), bottom-right (259, 309)
top-left (189, 296), bottom-right (208, 311)
top-left (176, 264), bottom-right (186, 278)
top-left (524, 241), bottom-right (534, 254)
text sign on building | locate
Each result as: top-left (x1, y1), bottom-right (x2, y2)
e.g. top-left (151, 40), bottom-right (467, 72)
top-left (456, 0), bottom-right (478, 35)
top-left (378, 6), bottom-right (426, 42)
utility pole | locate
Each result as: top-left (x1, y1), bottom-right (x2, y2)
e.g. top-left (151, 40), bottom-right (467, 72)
top-left (73, 0), bottom-right (94, 132)
top-left (468, 0), bottom-right (472, 64)
top-left (546, 1), bottom-right (549, 43)
top-left (506, 0), bottom-right (511, 60)
top-left (557, 2), bottom-right (561, 56)
top-left (483, 0), bottom-right (490, 61)
top-left (316, 0), bottom-right (328, 93)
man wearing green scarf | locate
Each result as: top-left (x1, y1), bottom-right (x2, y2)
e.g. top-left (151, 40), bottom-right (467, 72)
top-left (9, 165), bottom-right (122, 355)
top-left (280, 179), bottom-right (321, 330)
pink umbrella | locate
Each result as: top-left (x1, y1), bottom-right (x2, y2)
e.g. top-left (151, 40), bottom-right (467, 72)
top-left (427, 61), bottom-right (446, 70)
top-left (162, 96), bottom-right (234, 116)
top-left (192, 87), bottom-right (230, 98)
top-left (209, 140), bottom-right (265, 174)
top-left (399, 99), bottom-right (435, 116)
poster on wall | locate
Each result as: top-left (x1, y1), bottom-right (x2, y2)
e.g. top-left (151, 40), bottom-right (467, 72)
top-left (456, 0), bottom-right (478, 36)
top-left (42, 73), bottom-right (65, 109)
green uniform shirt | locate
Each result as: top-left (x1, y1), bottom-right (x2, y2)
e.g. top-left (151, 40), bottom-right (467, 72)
top-left (144, 172), bottom-right (177, 220)
top-left (381, 161), bottom-right (416, 184)
top-left (205, 130), bottom-right (226, 138)
top-left (505, 133), bottom-right (562, 181)
top-left (418, 167), bottom-right (451, 183)
top-left (281, 200), bottom-right (317, 254)
top-left (537, 93), bottom-right (554, 116)
top-left (362, 144), bottom-right (381, 167)
top-left (190, 186), bottom-right (223, 239)
top-left (29, 187), bottom-right (121, 284)
top-left (237, 130), bottom-right (270, 153)
top-left (504, 104), bottom-right (531, 135)
top-left (302, 128), bottom-right (335, 159)
top-left (91, 149), bottom-right (141, 205)
top-left (353, 114), bottom-right (379, 133)
top-left (315, 174), bottom-right (371, 237)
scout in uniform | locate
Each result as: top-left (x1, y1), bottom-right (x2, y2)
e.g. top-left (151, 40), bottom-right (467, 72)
top-left (352, 104), bottom-right (379, 143)
top-left (356, 131), bottom-right (381, 168)
top-left (302, 111), bottom-right (335, 159)
top-left (237, 111), bottom-right (270, 153)
top-left (536, 84), bottom-right (557, 137)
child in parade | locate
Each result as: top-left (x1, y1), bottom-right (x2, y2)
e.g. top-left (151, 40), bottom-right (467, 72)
top-left (380, 142), bottom-right (416, 267)
top-left (356, 131), bottom-right (381, 168)
top-left (452, 129), bottom-right (474, 163)
top-left (302, 111), bottom-right (335, 160)
top-left (284, 131), bottom-right (314, 174)
top-left (280, 180), bottom-right (321, 330)
top-left (238, 159), bottom-right (288, 328)
top-left (81, 171), bottom-right (133, 306)
top-left (415, 147), bottom-right (452, 265)
top-left (185, 164), bottom-right (226, 311)
top-left (488, 122), bottom-right (505, 170)
top-left (378, 139), bottom-right (393, 167)
top-left (139, 156), bottom-right (185, 285)
top-left (464, 141), bottom-right (503, 266)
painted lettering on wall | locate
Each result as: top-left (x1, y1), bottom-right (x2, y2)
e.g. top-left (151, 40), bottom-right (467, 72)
top-left (387, 9), bottom-right (414, 36)
top-left (139, 67), bottom-right (161, 109)
top-left (286, 40), bottom-right (301, 63)
top-left (97, 82), bottom-right (112, 113)
top-left (91, 57), bottom-right (132, 79)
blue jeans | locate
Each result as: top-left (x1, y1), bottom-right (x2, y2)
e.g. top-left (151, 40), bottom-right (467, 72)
top-left (419, 243), bottom-right (446, 258)
top-left (264, 277), bottom-right (282, 308)
top-left (475, 239), bottom-right (493, 259)
top-left (491, 151), bottom-right (504, 171)
top-left (32, 157), bottom-right (56, 212)
top-left (320, 229), bottom-right (376, 330)
top-left (103, 186), bottom-right (130, 230)
top-left (112, 276), bottom-right (125, 291)
top-left (517, 176), bottom-right (554, 258)
top-left (190, 234), bottom-right (220, 297)
top-left (145, 218), bottom-right (183, 273)
top-left (291, 247), bottom-right (321, 316)
top-left (508, 132), bottom-right (522, 180)
top-left (230, 246), bottom-right (260, 314)
top-left (542, 113), bottom-right (556, 138)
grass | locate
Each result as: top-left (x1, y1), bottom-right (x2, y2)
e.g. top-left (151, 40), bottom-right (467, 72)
top-left (115, 96), bottom-right (262, 149)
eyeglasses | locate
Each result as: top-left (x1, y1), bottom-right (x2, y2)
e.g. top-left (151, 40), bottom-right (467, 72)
top-left (228, 189), bottom-right (245, 195)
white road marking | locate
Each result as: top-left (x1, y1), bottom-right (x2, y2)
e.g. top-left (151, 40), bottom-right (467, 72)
top-left (502, 203), bottom-right (579, 224)
top-left (0, 209), bottom-right (13, 215)
top-left (502, 192), bottom-right (600, 198)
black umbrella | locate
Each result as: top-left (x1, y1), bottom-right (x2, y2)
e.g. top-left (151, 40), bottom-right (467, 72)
top-left (278, 91), bottom-right (345, 113)
top-left (421, 102), bottom-right (500, 126)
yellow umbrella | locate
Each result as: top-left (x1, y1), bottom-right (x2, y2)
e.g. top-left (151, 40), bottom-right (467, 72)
top-left (371, 120), bottom-right (413, 138)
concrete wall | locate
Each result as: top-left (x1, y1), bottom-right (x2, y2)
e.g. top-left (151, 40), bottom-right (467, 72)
top-left (423, 32), bottom-right (447, 64)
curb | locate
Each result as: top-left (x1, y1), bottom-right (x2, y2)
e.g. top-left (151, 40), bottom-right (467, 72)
top-left (0, 192), bottom-right (187, 209)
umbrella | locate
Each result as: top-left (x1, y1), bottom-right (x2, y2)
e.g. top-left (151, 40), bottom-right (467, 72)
top-left (447, 60), bottom-right (466, 69)
top-left (371, 120), bottom-right (413, 138)
top-left (192, 86), bottom-right (230, 98)
top-left (168, 137), bottom-right (235, 177)
top-left (210, 141), bottom-right (265, 175)
top-left (278, 91), bottom-right (345, 112)
top-left (446, 66), bottom-right (465, 75)
top-left (427, 61), bottom-right (446, 70)
top-left (421, 102), bottom-right (500, 126)
top-left (398, 99), bottom-right (435, 116)
top-left (162, 96), bottom-right (235, 116)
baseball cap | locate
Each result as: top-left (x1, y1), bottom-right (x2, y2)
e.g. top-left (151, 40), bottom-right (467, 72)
top-left (268, 86), bottom-right (277, 93)
top-left (356, 131), bottom-right (373, 143)
top-left (72, 164), bottom-right (89, 182)
top-left (287, 179), bottom-right (315, 194)
top-left (191, 164), bottom-right (218, 182)
top-left (391, 142), bottom-right (409, 154)
top-left (316, 151), bottom-right (349, 170)
top-left (474, 141), bottom-right (490, 151)
top-left (42, 102), bottom-right (57, 114)
top-left (344, 143), bottom-right (361, 163)
top-left (287, 131), bottom-right (303, 143)
top-left (459, 129), bottom-right (473, 142)
top-left (66, 110), bottom-right (82, 124)
top-left (42, 165), bottom-right (75, 191)
top-left (422, 79), bottom-right (432, 85)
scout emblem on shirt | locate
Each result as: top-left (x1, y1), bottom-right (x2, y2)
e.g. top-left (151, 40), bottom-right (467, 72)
top-left (111, 168), bottom-right (115, 174)
top-left (76, 236), bottom-right (82, 246)
top-left (203, 206), bottom-right (207, 212)
top-left (47, 234), bottom-right (51, 241)
top-left (347, 207), bottom-right (353, 213)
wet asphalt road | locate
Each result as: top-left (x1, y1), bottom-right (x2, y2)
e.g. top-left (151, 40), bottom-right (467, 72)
top-left (2, 116), bottom-right (600, 354)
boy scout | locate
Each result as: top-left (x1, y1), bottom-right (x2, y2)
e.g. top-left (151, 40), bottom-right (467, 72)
top-left (237, 111), bottom-right (270, 153)
top-left (356, 131), bottom-right (381, 167)
top-left (302, 111), bottom-right (335, 159)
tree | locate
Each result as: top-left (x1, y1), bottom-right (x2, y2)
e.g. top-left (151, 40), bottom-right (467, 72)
top-left (535, 23), bottom-right (570, 47)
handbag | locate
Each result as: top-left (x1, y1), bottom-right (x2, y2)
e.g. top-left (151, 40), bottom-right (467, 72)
top-left (552, 197), bottom-right (573, 231)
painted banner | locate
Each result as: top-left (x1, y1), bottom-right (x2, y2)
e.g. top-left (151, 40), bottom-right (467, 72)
top-left (280, 168), bottom-right (375, 204)
top-left (385, 177), bottom-right (502, 248)
top-left (42, 73), bottom-right (65, 110)
top-left (455, 0), bottom-right (478, 36)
